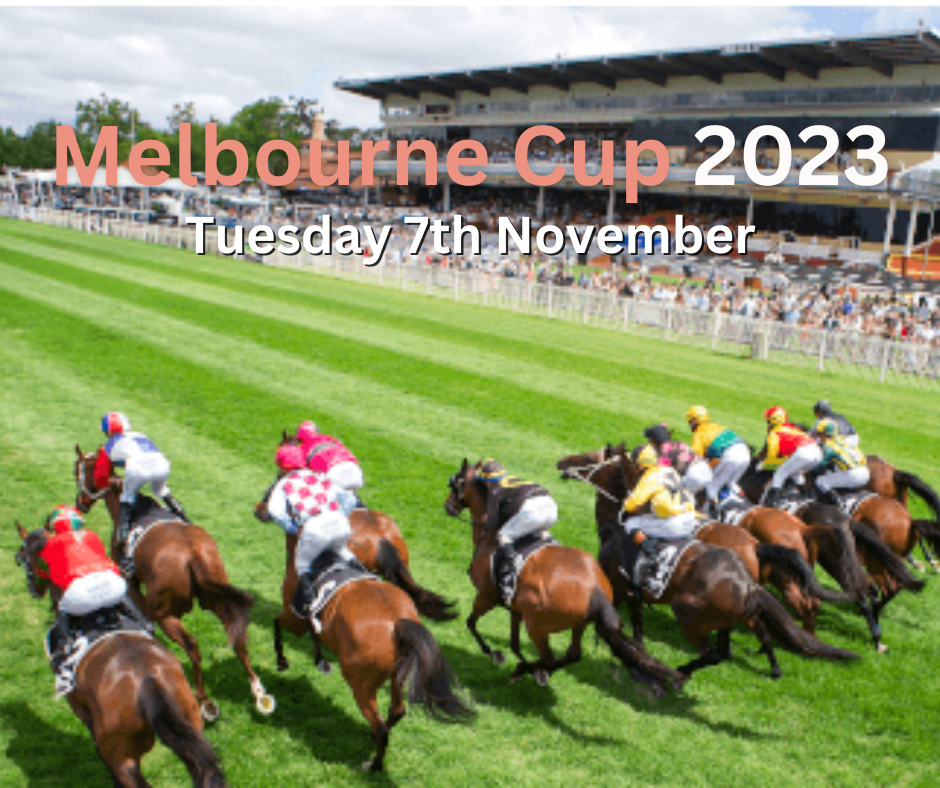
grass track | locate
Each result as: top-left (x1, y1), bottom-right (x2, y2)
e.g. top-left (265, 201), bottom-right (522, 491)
top-left (0, 217), bottom-right (939, 786)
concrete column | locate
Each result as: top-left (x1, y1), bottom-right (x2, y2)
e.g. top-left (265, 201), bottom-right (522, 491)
top-left (882, 197), bottom-right (897, 257)
top-left (442, 181), bottom-right (451, 213)
top-left (746, 193), bottom-right (754, 228)
top-left (905, 198), bottom-right (920, 258)
top-left (606, 186), bottom-right (615, 225)
top-left (536, 185), bottom-right (545, 220)
top-left (924, 203), bottom-right (936, 279)
top-left (363, 187), bottom-right (369, 206)
top-left (376, 179), bottom-right (383, 206)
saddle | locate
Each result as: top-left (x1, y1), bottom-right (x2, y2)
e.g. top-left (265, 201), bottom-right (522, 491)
top-left (491, 531), bottom-right (558, 608)
top-left (120, 495), bottom-right (187, 576)
top-left (714, 495), bottom-right (752, 526)
top-left (616, 530), bottom-right (697, 600)
top-left (291, 550), bottom-right (375, 634)
top-left (835, 489), bottom-right (876, 517)
top-left (45, 606), bottom-right (153, 699)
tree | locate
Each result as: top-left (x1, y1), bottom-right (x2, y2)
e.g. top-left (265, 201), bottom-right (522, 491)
top-left (76, 94), bottom-right (146, 162)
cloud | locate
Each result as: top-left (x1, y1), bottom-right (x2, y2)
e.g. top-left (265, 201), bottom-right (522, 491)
top-left (0, 5), bottom-right (832, 134)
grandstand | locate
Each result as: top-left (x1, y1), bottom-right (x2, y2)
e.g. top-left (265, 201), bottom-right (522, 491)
top-left (336, 28), bottom-right (940, 273)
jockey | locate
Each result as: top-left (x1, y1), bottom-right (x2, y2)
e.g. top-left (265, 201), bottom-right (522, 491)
top-left (621, 445), bottom-right (698, 542)
top-left (759, 407), bottom-right (822, 508)
top-left (37, 506), bottom-right (148, 653)
top-left (266, 446), bottom-right (361, 579)
top-left (296, 421), bottom-right (363, 515)
top-left (643, 423), bottom-right (713, 501)
top-left (686, 406), bottom-right (751, 513)
top-left (812, 400), bottom-right (859, 448)
top-left (478, 459), bottom-right (558, 601)
top-left (97, 412), bottom-right (189, 548)
top-left (812, 419), bottom-right (869, 507)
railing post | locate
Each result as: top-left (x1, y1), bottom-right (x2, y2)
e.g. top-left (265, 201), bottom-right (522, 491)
top-left (663, 305), bottom-right (672, 341)
top-left (817, 330), bottom-right (827, 372)
top-left (879, 342), bottom-right (890, 383)
top-left (622, 298), bottom-right (631, 331)
top-left (711, 309), bottom-right (722, 350)
top-left (547, 284), bottom-right (553, 319)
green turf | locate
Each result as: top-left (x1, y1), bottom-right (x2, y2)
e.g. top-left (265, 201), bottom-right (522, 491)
top-left (0, 217), bottom-right (938, 787)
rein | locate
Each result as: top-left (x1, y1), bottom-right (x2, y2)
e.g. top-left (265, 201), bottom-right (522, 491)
top-left (77, 452), bottom-right (109, 504)
top-left (564, 456), bottom-right (622, 503)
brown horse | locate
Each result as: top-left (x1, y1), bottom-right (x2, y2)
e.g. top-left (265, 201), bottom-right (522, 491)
top-left (557, 445), bottom-right (852, 635)
top-left (278, 432), bottom-right (456, 621)
top-left (444, 459), bottom-right (687, 692)
top-left (866, 455), bottom-right (940, 527)
top-left (15, 524), bottom-right (226, 788)
top-left (255, 501), bottom-right (473, 771)
top-left (852, 493), bottom-right (940, 567)
top-left (557, 448), bottom-right (857, 678)
top-left (75, 446), bottom-right (274, 720)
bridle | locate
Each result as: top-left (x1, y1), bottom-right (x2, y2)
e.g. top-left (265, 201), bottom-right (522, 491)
top-left (562, 453), bottom-right (622, 503)
top-left (445, 472), bottom-right (470, 521)
top-left (15, 531), bottom-right (46, 599)
top-left (75, 451), bottom-right (108, 513)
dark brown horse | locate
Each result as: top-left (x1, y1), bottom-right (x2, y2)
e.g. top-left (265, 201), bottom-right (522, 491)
top-left (278, 432), bottom-right (456, 621)
top-left (75, 446), bottom-right (274, 720)
top-left (255, 500), bottom-right (473, 771)
top-left (444, 459), bottom-right (686, 692)
top-left (556, 448), bottom-right (857, 678)
top-left (557, 445), bottom-right (852, 635)
top-left (15, 524), bottom-right (226, 788)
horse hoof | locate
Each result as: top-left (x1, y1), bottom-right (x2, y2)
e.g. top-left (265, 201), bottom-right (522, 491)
top-left (533, 669), bottom-right (550, 687)
top-left (277, 658), bottom-right (289, 672)
top-left (770, 670), bottom-right (782, 681)
top-left (362, 759), bottom-right (382, 772)
top-left (877, 642), bottom-right (889, 654)
top-left (490, 651), bottom-right (506, 666)
top-left (255, 693), bottom-right (276, 715)
top-left (932, 560), bottom-right (940, 573)
top-left (200, 700), bottom-right (220, 722)
top-left (317, 660), bottom-right (333, 675)
top-left (913, 560), bottom-right (926, 572)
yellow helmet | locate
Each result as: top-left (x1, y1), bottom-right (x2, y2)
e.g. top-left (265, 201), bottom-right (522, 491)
top-left (635, 445), bottom-right (658, 469)
top-left (765, 406), bottom-right (788, 427)
top-left (817, 418), bottom-right (838, 437)
top-left (685, 405), bottom-right (708, 424)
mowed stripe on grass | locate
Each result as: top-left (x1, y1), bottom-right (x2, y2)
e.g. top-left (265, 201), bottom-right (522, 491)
top-left (0, 218), bottom-right (938, 787)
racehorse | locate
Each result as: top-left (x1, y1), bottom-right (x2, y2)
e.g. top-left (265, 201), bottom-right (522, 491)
top-left (254, 499), bottom-right (473, 771)
top-left (444, 459), bottom-right (686, 692)
top-left (74, 446), bottom-right (274, 721)
top-left (278, 432), bottom-right (456, 621)
top-left (556, 445), bottom-right (852, 635)
top-left (555, 448), bottom-right (857, 678)
top-left (15, 524), bottom-right (226, 788)
top-left (866, 455), bottom-right (940, 526)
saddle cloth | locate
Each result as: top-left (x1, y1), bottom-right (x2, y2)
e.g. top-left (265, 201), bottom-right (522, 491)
top-left (291, 551), bottom-right (377, 634)
top-left (617, 531), bottom-right (698, 600)
top-left (491, 531), bottom-right (558, 607)
top-left (121, 495), bottom-right (186, 577)
top-left (45, 607), bottom-right (153, 699)
top-left (715, 496), bottom-right (752, 527)
top-left (838, 490), bottom-right (876, 517)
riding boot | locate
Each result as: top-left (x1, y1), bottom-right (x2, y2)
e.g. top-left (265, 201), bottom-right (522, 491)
top-left (633, 536), bottom-right (662, 590)
top-left (816, 487), bottom-right (842, 508)
top-left (494, 542), bottom-right (519, 604)
top-left (162, 494), bottom-right (191, 524)
top-left (118, 596), bottom-right (154, 634)
top-left (116, 502), bottom-right (134, 547)
top-left (338, 547), bottom-right (368, 574)
top-left (49, 612), bottom-right (72, 669)
top-left (762, 487), bottom-right (782, 509)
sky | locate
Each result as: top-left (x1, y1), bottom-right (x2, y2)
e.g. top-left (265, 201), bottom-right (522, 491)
top-left (1, 5), bottom-right (938, 134)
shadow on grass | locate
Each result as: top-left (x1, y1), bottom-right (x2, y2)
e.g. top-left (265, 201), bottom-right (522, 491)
top-left (0, 701), bottom-right (108, 786)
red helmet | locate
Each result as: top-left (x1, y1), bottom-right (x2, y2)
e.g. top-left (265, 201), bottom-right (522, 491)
top-left (765, 406), bottom-right (788, 427)
top-left (46, 505), bottom-right (84, 534)
top-left (275, 445), bottom-right (306, 471)
top-left (101, 412), bottom-right (130, 435)
top-left (297, 421), bottom-right (319, 444)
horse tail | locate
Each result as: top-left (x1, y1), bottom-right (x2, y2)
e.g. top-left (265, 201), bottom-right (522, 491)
top-left (754, 543), bottom-right (851, 604)
top-left (849, 521), bottom-right (925, 594)
top-left (139, 677), bottom-right (226, 788)
top-left (745, 588), bottom-right (858, 661)
top-left (588, 588), bottom-right (687, 695)
top-left (393, 619), bottom-right (474, 723)
top-left (895, 469), bottom-right (940, 523)
top-left (810, 522), bottom-right (872, 603)
top-left (377, 540), bottom-right (458, 622)
top-left (194, 569), bottom-right (255, 650)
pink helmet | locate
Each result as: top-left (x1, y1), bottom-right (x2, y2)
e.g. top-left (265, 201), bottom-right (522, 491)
top-left (275, 445), bottom-right (306, 471)
top-left (297, 420), bottom-right (319, 444)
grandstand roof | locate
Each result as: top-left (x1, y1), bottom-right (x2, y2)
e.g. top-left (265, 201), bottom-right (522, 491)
top-left (335, 29), bottom-right (940, 99)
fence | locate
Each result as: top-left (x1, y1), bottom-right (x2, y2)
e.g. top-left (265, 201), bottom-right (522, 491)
top-left (5, 204), bottom-right (938, 390)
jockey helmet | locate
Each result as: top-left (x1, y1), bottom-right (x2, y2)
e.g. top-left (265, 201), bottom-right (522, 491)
top-left (101, 412), bottom-right (131, 435)
top-left (817, 418), bottom-right (838, 437)
top-left (46, 505), bottom-right (84, 534)
top-left (685, 405), bottom-right (708, 424)
top-left (644, 423), bottom-right (672, 447)
top-left (765, 406), bottom-right (787, 427)
top-left (813, 400), bottom-right (832, 416)
top-left (479, 459), bottom-right (507, 483)
top-left (297, 420), bottom-right (319, 444)
top-left (635, 445), bottom-right (658, 469)
top-left (275, 445), bottom-right (306, 471)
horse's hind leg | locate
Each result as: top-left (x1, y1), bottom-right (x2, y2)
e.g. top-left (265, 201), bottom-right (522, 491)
top-left (98, 740), bottom-right (149, 788)
top-left (717, 628), bottom-right (733, 660)
top-left (387, 670), bottom-right (406, 732)
top-left (781, 581), bottom-right (818, 634)
top-left (158, 616), bottom-right (215, 720)
top-left (349, 673), bottom-right (390, 772)
top-left (674, 606), bottom-right (724, 677)
top-left (748, 618), bottom-right (783, 679)
top-left (467, 591), bottom-right (504, 665)
top-left (508, 611), bottom-right (539, 683)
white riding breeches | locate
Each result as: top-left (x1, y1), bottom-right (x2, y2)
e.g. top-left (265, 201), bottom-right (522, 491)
top-left (624, 511), bottom-right (699, 540)
top-left (328, 462), bottom-right (363, 491)
top-left (121, 455), bottom-right (171, 504)
top-left (770, 444), bottom-right (822, 490)
top-left (500, 496), bottom-right (558, 543)
top-left (60, 571), bottom-right (127, 615)
top-left (294, 510), bottom-right (353, 575)
top-left (817, 466), bottom-right (870, 492)
top-left (843, 434), bottom-right (859, 448)
top-left (706, 443), bottom-right (751, 501)
top-left (682, 459), bottom-right (713, 494)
